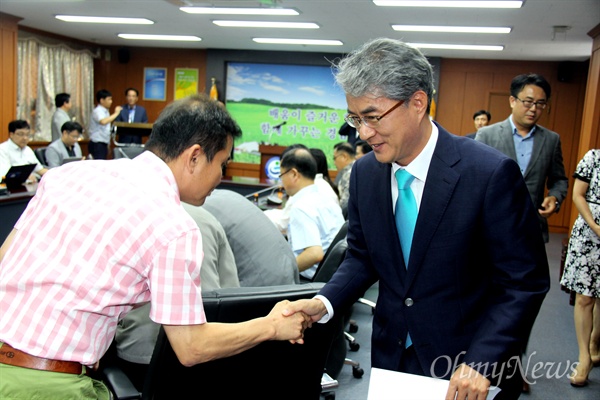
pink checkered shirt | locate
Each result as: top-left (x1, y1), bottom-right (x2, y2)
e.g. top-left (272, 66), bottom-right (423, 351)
top-left (0, 151), bottom-right (206, 365)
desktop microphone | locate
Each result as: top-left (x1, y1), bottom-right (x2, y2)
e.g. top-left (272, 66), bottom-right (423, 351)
top-left (273, 121), bottom-right (287, 130)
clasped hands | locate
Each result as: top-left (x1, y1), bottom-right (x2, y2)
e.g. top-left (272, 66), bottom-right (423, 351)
top-left (268, 298), bottom-right (328, 344)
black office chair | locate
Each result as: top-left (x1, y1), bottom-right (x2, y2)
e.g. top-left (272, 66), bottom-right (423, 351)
top-left (34, 147), bottom-right (48, 166)
top-left (103, 282), bottom-right (344, 400)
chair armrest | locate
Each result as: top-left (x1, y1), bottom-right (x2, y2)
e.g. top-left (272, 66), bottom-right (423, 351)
top-left (357, 297), bottom-right (376, 309)
top-left (102, 366), bottom-right (142, 400)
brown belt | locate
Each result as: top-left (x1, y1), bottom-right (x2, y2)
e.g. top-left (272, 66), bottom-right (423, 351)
top-left (0, 342), bottom-right (91, 376)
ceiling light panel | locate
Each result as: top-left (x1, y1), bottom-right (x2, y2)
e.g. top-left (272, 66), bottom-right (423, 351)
top-left (180, 7), bottom-right (299, 15)
top-left (253, 38), bottom-right (343, 45)
top-left (409, 42), bottom-right (504, 51)
top-left (118, 34), bottom-right (201, 41)
top-left (374, 1), bottom-right (522, 8)
top-left (56, 15), bottom-right (154, 24)
top-left (392, 25), bottom-right (511, 33)
top-left (213, 21), bottom-right (319, 29)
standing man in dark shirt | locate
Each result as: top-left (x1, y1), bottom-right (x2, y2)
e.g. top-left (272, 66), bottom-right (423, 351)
top-left (115, 88), bottom-right (149, 144)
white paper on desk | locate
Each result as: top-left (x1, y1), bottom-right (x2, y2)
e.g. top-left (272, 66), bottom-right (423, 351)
top-left (367, 368), bottom-right (501, 400)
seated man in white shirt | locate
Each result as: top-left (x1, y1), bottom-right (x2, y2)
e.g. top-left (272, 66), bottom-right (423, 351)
top-left (45, 121), bottom-right (84, 168)
top-left (279, 148), bottom-right (344, 280)
top-left (0, 120), bottom-right (48, 181)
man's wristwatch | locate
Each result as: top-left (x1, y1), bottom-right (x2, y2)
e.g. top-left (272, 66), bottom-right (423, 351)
top-left (555, 201), bottom-right (561, 213)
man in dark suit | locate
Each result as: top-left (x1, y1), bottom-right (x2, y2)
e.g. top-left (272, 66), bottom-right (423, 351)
top-left (115, 87), bottom-right (149, 144)
top-left (284, 38), bottom-right (549, 400)
top-left (475, 74), bottom-right (568, 243)
top-left (465, 109), bottom-right (491, 138)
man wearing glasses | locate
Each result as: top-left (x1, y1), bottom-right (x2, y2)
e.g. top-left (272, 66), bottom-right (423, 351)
top-left (45, 121), bottom-right (84, 168)
top-left (0, 120), bottom-right (48, 181)
top-left (476, 73), bottom-right (568, 243)
top-left (284, 39), bottom-right (549, 400)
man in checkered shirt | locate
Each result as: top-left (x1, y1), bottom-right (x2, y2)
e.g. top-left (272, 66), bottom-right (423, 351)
top-left (0, 94), bottom-right (310, 399)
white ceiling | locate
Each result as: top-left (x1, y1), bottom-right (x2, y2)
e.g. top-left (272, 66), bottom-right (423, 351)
top-left (1, 0), bottom-right (598, 61)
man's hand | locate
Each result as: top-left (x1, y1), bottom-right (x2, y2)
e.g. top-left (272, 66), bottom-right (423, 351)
top-left (114, 105), bottom-right (123, 114)
top-left (266, 300), bottom-right (311, 343)
top-left (538, 195), bottom-right (558, 218)
top-left (446, 363), bottom-right (491, 400)
top-left (282, 298), bottom-right (328, 343)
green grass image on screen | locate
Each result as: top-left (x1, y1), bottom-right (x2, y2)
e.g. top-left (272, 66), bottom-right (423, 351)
top-left (228, 101), bottom-right (347, 169)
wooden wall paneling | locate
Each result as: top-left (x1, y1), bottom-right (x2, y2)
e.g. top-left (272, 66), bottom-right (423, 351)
top-left (0, 12), bottom-right (21, 143)
top-left (487, 91), bottom-right (511, 128)
top-left (461, 72), bottom-right (494, 134)
top-left (569, 24), bottom-right (600, 229)
top-left (93, 47), bottom-right (208, 124)
top-left (435, 65), bottom-right (466, 134)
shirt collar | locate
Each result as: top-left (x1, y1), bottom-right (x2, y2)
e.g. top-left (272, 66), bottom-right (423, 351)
top-left (391, 119), bottom-right (438, 183)
top-left (509, 116), bottom-right (536, 138)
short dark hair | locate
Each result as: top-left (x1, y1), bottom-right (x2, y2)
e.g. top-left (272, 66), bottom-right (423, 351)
top-left (473, 110), bottom-right (491, 121)
top-left (334, 141), bottom-right (356, 157)
top-left (145, 94), bottom-right (242, 163)
top-left (354, 140), bottom-right (373, 155)
top-left (61, 121), bottom-right (83, 134)
top-left (510, 73), bottom-right (551, 99)
top-left (8, 120), bottom-right (30, 133)
top-left (125, 88), bottom-right (139, 96)
top-left (96, 89), bottom-right (112, 103)
top-left (55, 93), bottom-right (71, 108)
top-left (280, 148), bottom-right (317, 180)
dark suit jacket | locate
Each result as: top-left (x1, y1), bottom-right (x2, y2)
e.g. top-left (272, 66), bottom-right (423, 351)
top-left (475, 118), bottom-right (568, 242)
top-left (115, 105), bottom-right (148, 123)
top-left (319, 125), bottom-right (549, 385)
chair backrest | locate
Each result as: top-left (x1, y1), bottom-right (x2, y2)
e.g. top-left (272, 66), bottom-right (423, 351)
top-left (114, 146), bottom-right (145, 159)
top-left (307, 220), bottom-right (349, 283)
top-left (311, 239), bottom-right (348, 283)
top-left (34, 147), bottom-right (47, 166)
top-left (142, 282), bottom-right (343, 400)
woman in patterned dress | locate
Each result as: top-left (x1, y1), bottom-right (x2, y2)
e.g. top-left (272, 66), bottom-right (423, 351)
top-left (560, 149), bottom-right (600, 387)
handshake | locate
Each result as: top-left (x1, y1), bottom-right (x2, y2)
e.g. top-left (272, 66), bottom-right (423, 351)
top-left (267, 298), bottom-right (329, 344)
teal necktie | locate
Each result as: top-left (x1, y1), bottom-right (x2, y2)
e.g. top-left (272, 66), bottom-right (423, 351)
top-left (395, 169), bottom-right (417, 349)
top-left (395, 169), bottom-right (417, 267)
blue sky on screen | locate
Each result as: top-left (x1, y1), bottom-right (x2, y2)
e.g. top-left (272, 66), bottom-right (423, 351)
top-left (226, 62), bottom-right (347, 110)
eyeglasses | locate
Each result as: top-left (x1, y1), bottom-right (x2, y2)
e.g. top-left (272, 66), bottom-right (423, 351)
top-left (12, 131), bottom-right (32, 139)
top-left (344, 100), bottom-right (405, 129)
top-left (515, 97), bottom-right (547, 110)
top-left (278, 169), bottom-right (293, 179)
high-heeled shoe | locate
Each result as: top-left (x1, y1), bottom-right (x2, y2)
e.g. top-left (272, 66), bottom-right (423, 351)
top-left (569, 363), bottom-right (591, 387)
top-left (591, 353), bottom-right (600, 366)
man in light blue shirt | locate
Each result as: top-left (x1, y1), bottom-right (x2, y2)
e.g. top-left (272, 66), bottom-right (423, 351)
top-left (279, 148), bottom-right (344, 279)
top-left (88, 89), bottom-right (122, 159)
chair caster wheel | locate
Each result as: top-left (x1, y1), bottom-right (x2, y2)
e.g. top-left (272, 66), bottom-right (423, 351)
top-left (348, 321), bottom-right (358, 333)
top-left (352, 366), bottom-right (364, 378)
top-left (349, 342), bottom-right (360, 352)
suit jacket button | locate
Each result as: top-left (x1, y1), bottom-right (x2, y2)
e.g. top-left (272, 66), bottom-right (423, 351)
top-left (404, 298), bottom-right (414, 307)
top-left (398, 339), bottom-right (403, 346)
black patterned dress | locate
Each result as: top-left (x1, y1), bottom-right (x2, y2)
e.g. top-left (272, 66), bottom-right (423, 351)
top-left (560, 149), bottom-right (600, 298)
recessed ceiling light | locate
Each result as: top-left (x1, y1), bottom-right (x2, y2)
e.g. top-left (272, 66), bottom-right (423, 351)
top-left (253, 38), bottom-right (343, 46)
top-left (180, 7), bottom-right (299, 15)
top-left (409, 42), bottom-right (504, 51)
top-left (118, 34), bottom-right (201, 41)
top-left (393, 25), bottom-right (511, 33)
top-left (212, 21), bottom-right (319, 29)
top-left (374, 1), bottom-right (522, 8)
top-left (56, 15), bottom-right (154, 24)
